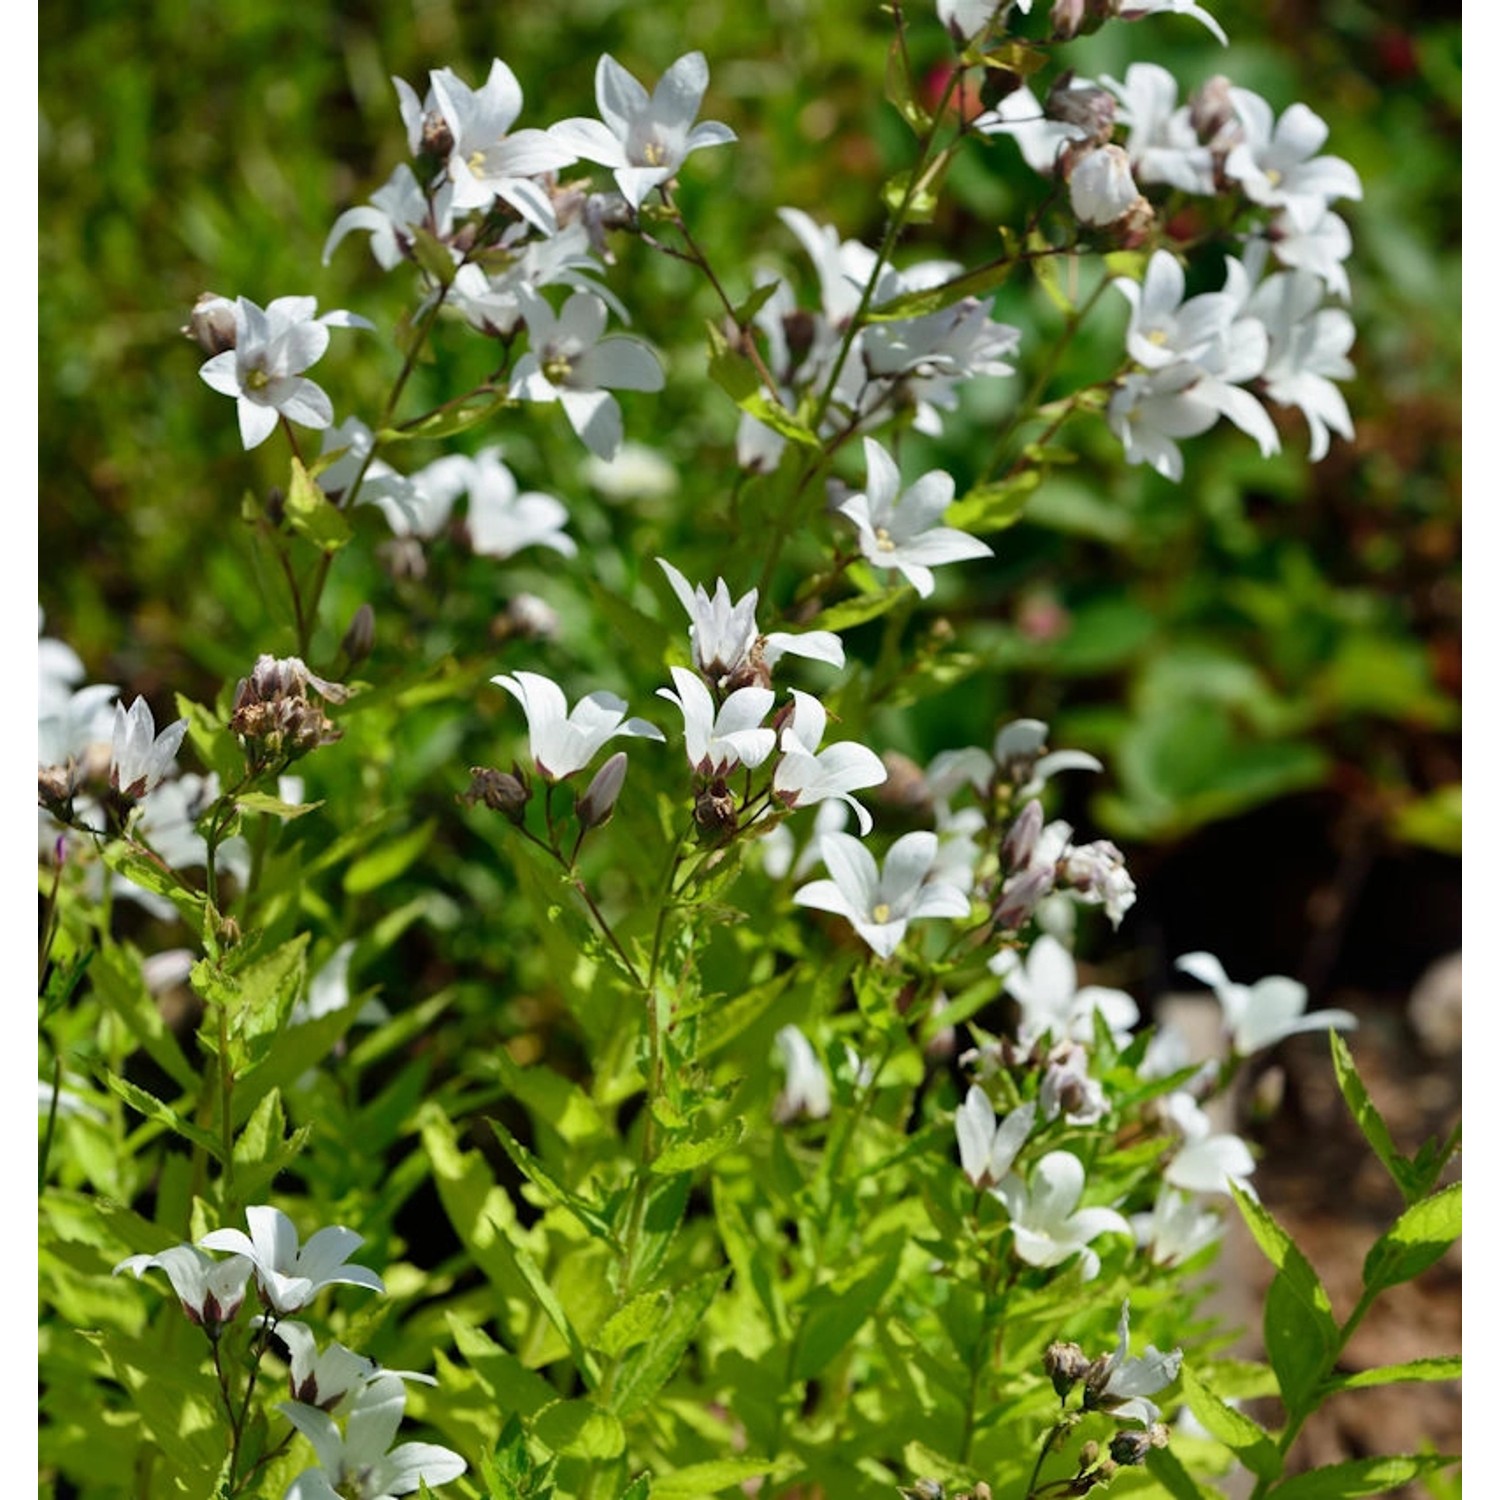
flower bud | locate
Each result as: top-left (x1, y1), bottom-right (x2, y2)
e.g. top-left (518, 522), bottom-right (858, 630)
top-left (1190, 75), bottom-right (1241, 153)
top-left (1076, 1440), bottom-right (1100, 1471)
top-left (185, 292), bottom-right (238, 354)
top-left (898, 1482), bottom-right (944, 1500)
top-left (576, 752), bottom-right (628, 830)
top-left (1047, 75), bottom-right (1116, 143)
top-left (1108, 1431), bottom-right (1153, 1467)
top-left (462, 766), bottom-right (530, 823)
top-left (1002, 798), bottom-right (1045, 873)
top-left (694, 778), bottom-right (737, 837)
top-left (994, 864), bottom-right (1055, 931)
top-left (1068, 144), bottom-right (1147, 228)
top-left (1044, 1341), bottom-right (1092, 1397)
top-left (419, 109), bottom-right (454, 164)
top-left (340, 603), bottom-right (376, 669)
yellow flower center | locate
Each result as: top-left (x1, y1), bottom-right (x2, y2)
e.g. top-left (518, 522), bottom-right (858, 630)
top-left (245, 368), bottom-right (271, 392)
top-left (1265, 166), bottom-right (1283, 187)
top-left (468, 148), bottom-right (488, 175)
top-left (1147, 329), bottom-right (1168, 346)
top-left (874, 527), bottom-right (896, 553)
top-left (644, 140), bottom-right (667, 167)
top-left (871, 902), bottom-right (892, 923)
top-left (543, 354), bottom-right (574, 386)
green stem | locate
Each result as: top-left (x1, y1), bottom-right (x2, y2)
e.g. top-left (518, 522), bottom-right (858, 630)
top-left (1024, 1419), bottom-right (1070, 1500)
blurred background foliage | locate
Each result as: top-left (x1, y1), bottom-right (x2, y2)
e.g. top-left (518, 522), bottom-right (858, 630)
top-left (40, 0), bottom-right (1459, 991)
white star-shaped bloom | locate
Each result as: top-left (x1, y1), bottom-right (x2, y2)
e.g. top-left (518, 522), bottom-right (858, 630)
top-left (198, 1205), bottom-right (384, 1316)
top-left (1224, 90), bottom-right (1362, 232)
top-left (113, 1245), bottom-right (253, 1330)
top-left (493, 670), bottom-right (664, 782)
top-left (1158, 1091), bottom-right (1257, 1197)
top-left (414, 448), bottom-right (574, 559)
top-left (509, 288), bottom-right (664, 460)
top-left (549, 51), bottom-right (736, 210)
top-left (991, 1150), bottom-right (1132, 1279)
top-left (281, 1373), bottom-right (466, 1500)
top-left (323, 163), bottom-right (455, 271)
top-left (837, 438), bottom-right (992, 598)
top-left (1084, 1301), bottom-right (1184, 1425)
top-left (772, 689), bottom-right (887, 835)
top-left (1176, 951), bottom-right (1355, 1055)
top-left (657, 665), bottom-right (775, 776)
top-left (794, 830), bottom-right (970, 958)
top-left (988, 935), bottom-right (1139, 1048)
top-left (1103, 64), bottom-right (1215, 195)
top-left (110, 697), bottom-right (189, 799)
top-left (198, 296), bottom-right (372, 450)
top-left (955, 1087), bottom-right (1036, 1189)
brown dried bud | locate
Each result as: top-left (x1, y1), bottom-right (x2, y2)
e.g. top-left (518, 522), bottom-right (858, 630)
top-left (1108, 1431), bottom-right (1153, 1467)
top-left (185, 292), bottom-right (238, 354)
top-left (230, 654), bottom-right (349, 768)
top-left (722, 638), bottom-right (773, 694)
top-left (38, 764), bottom-right (77, 819)
top-left (419, 110), bottom-right (454, 163)
top-left (1191, 75), bottom-right (1242, 155)
top-left (1047, 75), bottom-right (1117, 144)
top-left (462, 766), bottom-right (530, 823)
top-left (1044, 1341), bottom-right (1092, 1397)
top-left (694, 778), bottom-right (737, 836)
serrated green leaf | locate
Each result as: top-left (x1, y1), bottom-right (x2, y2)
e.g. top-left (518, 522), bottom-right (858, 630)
top-left (89, 945), bottom-right (198, 1092)
top-left (101, 843), bottom-right (206, 924)
top-left (491, 1050), bottom-right (608, 1147)
top-left (1265, 1454), bottom-right (1459, 1499)
top-left (806, 588), bottom-right (908, 634)
top-left (235, 790), bottom-right (323, 820)
top-left (706, 320), bottom-right (761, 403)
top-left (1230, 1183), bottom-right (1335, 1324)
top-left (1180, 1366), bottom-right (1281, 1482)
top-left (651, 1119), bottom-right (744, 1174)
top-left (485, 1117), bottom-right (619, 1247)
top-left (610, 1268), bottom-right (727, 1418)
top-left (383, 388), bottom-right (510, 443)
top-left (533, 1399), bottom-right (625, 1459)
top-left (1362, 1183), bottom-right (1461, 1293)
top-left (448, 1317), bottom-right (558, 1416)
top-left (864, 255), bottom-right (1016, 323)
top-left (1265, 1271), bottom-right (1334, 1416)
top-left (593, 1290), bottom-right (665, 1359)
top-left (1329, 1033), bottom-right (1428, 1204)
top-left (98, 1071), bottom-right (223, 1160)
top-left (286, 457), bottom-right (351, 552)
top-left (493, 1221), bottom-right (601, 1386)
top-left (1321, 1355), bottom-right (1461, 1393)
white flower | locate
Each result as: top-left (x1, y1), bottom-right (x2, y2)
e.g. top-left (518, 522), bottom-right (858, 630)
top-left (992, 1151), bottom-right (1131, 1280)
top-left (794, 830), bottom-right (970, 959)
top-left (323, 163), bottom-right (454, 270)
top-left (1084, 1301), bottom-right (1184, 1425)
top-left (837, 439), bottom-right (992, 598)
top-left (1132, 1185), bottom-right (1225, 1267)
top-left (1103, 64), bottom-right (1215, 195)
top-left (1264, 206), bottom-right (1354, 302)
top-left (774, 1025), bottom-right (831, 1121)
top-left (414, 448), bottom-right (574, 559)
top-left (198, 296), bottom-right (372, 450)
top-left (272, 1321), bottom-right (437, 1412)
top-left (1158, 1091), bottom-right (1256, 1196)
top-left (110, 697), bottom-right (189, 798)
top-left (955, 1087), bottom-right (1035, 1189)
top-left (198, 1204), bottom-right (385, 1316)
top-left (1118, 0), bottom-right (1228, 46)
top-left (509, 288), bottom-right (664, 460)
top-left (1115, 252), bottom-right (1235, 372)
top-left (975, 85), bottom-right (1091, 176)
top-left (114, 1245), bottom-right (253, 1330)
top-left (493, 670), bottom-right (664, 782)
top-left (657, 665), bottom-right (775, 776)
top-left (657, 558), bottom-right (844, 688)
top-left (429, 61), bottom-right (575, 231)
top-left (1176, 951), bottom-right (1356, 1055)
top-left (773, 690), bottom-right (887, 835)
top-left (1248, 270), bottom-right (1356, 461)
top-left (549, 51), bottom-right (736, 210)
top-left (281, 1373), bottom-right (466, 1500)
top-left (317, 418), bottom-right (423, 529)
top-left (989, 935), bottom-right (1139, 1047)
top-left (1224, 91), bottom-right (1362, 232)
top-left (1068, 144), bottom-right (1144, 228)
top-left (1058, 839), bottom-right (1137, 927)
top-left (928, 718), bottom-right (1101, 803)
top-left (1040, 1041), bottom-right (1110, 1125)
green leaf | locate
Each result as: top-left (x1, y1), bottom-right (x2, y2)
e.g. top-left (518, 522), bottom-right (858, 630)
top-left (651, 1119), bottom-right (744, 1175)
top-left (651, 1460), bottom-right (793, 1498)
top-left (863, 257), bottom-right (1015, 322)
top-left (1330, 1032), bottom-right (1431, 1204)
top-left (485, 1117), bottom-right (619, 1247)
top-left (740, 391), bottom-right (820, 448)
top-left (593, 1290), bottom-right (665, 1360)
top-left (235, 790), bottom-right (323, 819)
top-left (101, 842), bottom-right (206, 925)
top-left (1146, 1445), bottom-right (1215, 1500)
top-left (884, 35), bottom-right (931, 133)
top-left (1265, 1270), bottom-right (1334, 1416)
top-left (1265, 1454), bottom-right (1459, 1499)
top-left (448, 1316), bottom-right (558, 1417)
top-left (1362, 1183), bottom-right (1461, 1293)
top-left (733, 280), bottom-right (782, 327)
top-left (343, 819), bottom-right (436, 894)
top-left (945, 471), bottom-right (1039, 534)
top-left (491, 1049), bottom-right (608, 1147)
top-left (1230, 1183), bottom-right (1336, 1327)
top-left (807, 588), bottom-right (908, 634)
top-left (285, 457), bottom-right (351, 551)
top-left (610, 1268), bottom-right (727, 1418)
top-left (1180, 1366), bottom-right (1281, 1482)
top-left (493, 1222), bottom-right (601, 1386)
top-left (89, 945), bottom-right (198, 1092)
top-left (791, 1246), bottom-right (902, 1380)
top-left (617, 1475), bottom-right (652, 1500)
top-left (384, 389), bottom-right (511, 443)
top-left (533, 1399), bottom-right (626, 1459)
top-left (706, 320), bottom-right (761, 403)
top-left (1321, 1356), bottom-right (1461, 1393)
top-left (408, 225), bottom-right (457, 286)
top-left (98, 1071), bottom-right (223, 1160)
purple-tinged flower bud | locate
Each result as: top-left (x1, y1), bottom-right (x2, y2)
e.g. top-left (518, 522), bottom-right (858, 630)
top-left (1002, 798), bottom-right (1045, 873)
top-left (340, 604), bottom-right (376, 669)
top-left (1109, 1430), bottom-right (1154, 1466)
top-left (1050, 0), bottom-right (1088, 38)
top-left (576, 752), bottom-right (628, 830)
top-left (1190, 76), bottom-right (1241, 154)
top-left (185, 293), bottom-right (238, 355)
top-left (419, 110), bottom-right (454, 165)
top-left (995, 864), bottom-right (1055, 930)
top-left (1068, 144), bottom-right (1148, 228)
top-left (1045, 1341), bottom-right (1092, 1397)
top-left (1047, 75), bottom-right (1116, 143)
